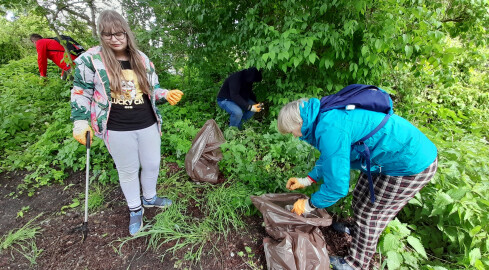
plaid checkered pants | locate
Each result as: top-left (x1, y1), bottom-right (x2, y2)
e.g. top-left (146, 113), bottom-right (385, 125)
top-left (345, 158), bottom-right (438, 269)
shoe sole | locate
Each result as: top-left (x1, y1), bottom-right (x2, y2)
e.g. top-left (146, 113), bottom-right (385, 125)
top-left (142, 204), bottom-right (171, 209)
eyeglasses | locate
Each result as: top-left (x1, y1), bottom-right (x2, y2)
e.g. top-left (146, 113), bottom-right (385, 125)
top-left (101, 31), bottom-right (126, 41)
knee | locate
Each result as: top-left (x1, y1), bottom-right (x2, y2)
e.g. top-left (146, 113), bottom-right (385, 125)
top-left (118, 169), bottom-right (138, 184)
top-left (142, 160), bottom-right (160, 172)
top-left (230, 110), bottom-right (243, 120)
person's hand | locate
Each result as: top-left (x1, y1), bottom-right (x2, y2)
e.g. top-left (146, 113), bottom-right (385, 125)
top-left (286, 177), bottom-right (313, 190)
top-left (73, 120), bottom-right (93, 146)
top-left (291, 198), bottom-right (315, 216)
top-left (250, 103), bottom-right (264, 112)
top-left (166, 90), bottom-right (184, 105)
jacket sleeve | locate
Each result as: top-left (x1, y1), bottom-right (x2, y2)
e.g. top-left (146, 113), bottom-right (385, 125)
top-left (149, 62), bottom-right (169, 103)
top-left (228, 74), bottom-right (251, 110)
top-left (36, 40), bottom-right (48, 77)
top-left (309, 129), bottom-right (352, 208)
top-left (70, 55), bottom-right (95, 122)
top-left (249, 90), bottom-right (257, 103)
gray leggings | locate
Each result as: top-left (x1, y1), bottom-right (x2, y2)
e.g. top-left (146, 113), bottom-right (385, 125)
top-left (106, 124), bottom-right (160, 210)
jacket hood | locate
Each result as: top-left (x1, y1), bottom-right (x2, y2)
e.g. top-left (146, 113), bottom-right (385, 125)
top-left (299, 98), bottom-right (321, 145)
top-left (244, 67), bottom-right (262, 83)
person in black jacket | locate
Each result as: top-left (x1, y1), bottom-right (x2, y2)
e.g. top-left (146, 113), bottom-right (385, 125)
top-left (217, 67), bottom-right (263, 129)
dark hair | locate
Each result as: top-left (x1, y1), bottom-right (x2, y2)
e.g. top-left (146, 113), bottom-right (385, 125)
top-left (244, 67), bottom-right (262, 83)
top-left (30, 34), bottom-right (43, 41)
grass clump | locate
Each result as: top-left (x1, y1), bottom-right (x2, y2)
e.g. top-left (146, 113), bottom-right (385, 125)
top-left (0, 213), bottom-right (44, 265)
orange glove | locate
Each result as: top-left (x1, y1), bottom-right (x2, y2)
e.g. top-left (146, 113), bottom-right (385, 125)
top-left (166, 90), bottom-right (183, 105)
top-left (286, 177), bottom-right (313, 190)
top-left (291, 199), bottom-right (315, 216)
top-left (250, 103), bottom-right (264, 112)
top-left (73, 120), bottom-right (93, 146)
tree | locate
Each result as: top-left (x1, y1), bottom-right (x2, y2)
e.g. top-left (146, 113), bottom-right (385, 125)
top-left (123, 0), bottom-right (488, 108)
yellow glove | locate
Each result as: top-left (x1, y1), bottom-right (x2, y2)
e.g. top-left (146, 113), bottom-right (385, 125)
top-left (166, 89), bottom-right (183, 105)
top-left (286, 177), bottom-right (313, 190)
top-left (73, 120), bottom-right (93, 146)
top-left (291, 199), bottom-right (315, 216)
top-left (250, 103), bottom-right (264, 112)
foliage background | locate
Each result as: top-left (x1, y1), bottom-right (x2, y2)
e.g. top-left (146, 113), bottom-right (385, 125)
top-left (1, 0), bottom-right (488, 269)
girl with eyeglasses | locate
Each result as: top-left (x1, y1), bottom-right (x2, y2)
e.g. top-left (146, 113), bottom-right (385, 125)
top-left (70, 10), bottom-right (183, 235)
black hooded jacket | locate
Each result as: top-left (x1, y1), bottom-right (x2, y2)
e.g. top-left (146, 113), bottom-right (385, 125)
top-left (217, 67), bottom-right (262, 110)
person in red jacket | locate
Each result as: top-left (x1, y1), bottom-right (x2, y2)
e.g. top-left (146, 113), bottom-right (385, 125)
top-left (30, 33), bottom-right (77, 78)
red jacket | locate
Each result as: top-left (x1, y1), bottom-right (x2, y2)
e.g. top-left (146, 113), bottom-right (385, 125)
top-left (35, 39), bottom-right (77, 77)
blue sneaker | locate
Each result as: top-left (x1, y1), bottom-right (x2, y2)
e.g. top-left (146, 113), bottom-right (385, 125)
top-left (330, 256), bottom-right (354, 270)
top-left (142, 195), bottom-right (172, 208)
top-left (129, 208), bottom-right (144, 236)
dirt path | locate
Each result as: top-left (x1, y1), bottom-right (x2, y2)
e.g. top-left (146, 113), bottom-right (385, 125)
top-left (0, 171), bottom-right (353, 270)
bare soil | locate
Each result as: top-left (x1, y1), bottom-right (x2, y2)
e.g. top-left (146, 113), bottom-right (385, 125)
top-left (0, 168), bottom-right (358, 270)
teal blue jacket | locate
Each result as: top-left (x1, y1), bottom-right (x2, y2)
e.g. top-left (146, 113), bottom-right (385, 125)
top-left (299, 98), bottom-right (437, 208)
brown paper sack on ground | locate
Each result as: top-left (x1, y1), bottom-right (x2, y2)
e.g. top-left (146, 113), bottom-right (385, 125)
top-left (184, 119), bottom-right (226, 183)
top-left (251, 193), bottom-right (333, 270)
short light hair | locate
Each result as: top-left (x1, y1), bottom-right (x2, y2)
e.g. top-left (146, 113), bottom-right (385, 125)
top-left (277, 98), bottom-right (309, 134)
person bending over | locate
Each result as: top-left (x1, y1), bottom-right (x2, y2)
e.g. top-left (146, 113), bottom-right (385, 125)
top-left (30, 33), bottom-right (77, 79)
top-left (217, 67), bottom-right (264, 130)
top-left (277, 96), bottom-right (437, 270)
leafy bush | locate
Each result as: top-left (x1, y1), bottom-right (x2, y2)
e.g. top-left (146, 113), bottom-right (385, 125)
top-left (0, 42), bottom-right (23, 65)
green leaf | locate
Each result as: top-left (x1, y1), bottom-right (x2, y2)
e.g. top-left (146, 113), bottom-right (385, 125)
top-left (383, 234), bottom-right (401, 251)
top-left (284, 40), bottom-right (291, 51)
top-left (304, 46), bottom-right (311, 57)
top-left (430, 192), bottom-right (454, 216)
top-left (269, 51), bottom-right (276, 61)
top-left (474, 260), bottom-right (485, 270)
top-left (327, 82), bottom-right (333, 91)
top-left (320, 4), bottom-right (328, 14)
top-left (478, 199), bottom-right (489, 207)
top-left (442, 53), bottom-right (454, 64)
top-left (306, 38), bottom-right (314, 48)
top-left (406, 236), bottom-right (427, 259)
top-left (388, 219), bottom-right (411, 238)
top-left (401, 252), bottom-right (418, 268)
top-left (408, 197), bottom-right (422, 207)
top-left (361, 46), bottom-right (368, 56)
top-left (402, 34), bottom-right (409, 43)
top-left (308, 52), bottom-right (317, 64)
top-left (281, 63), bottom-right (287, 73)
top-left (293, 57), bottom-right (301, 67)
top-left (69, 198), bottom-right (80, 208)
top-left (405, 45), bottom-right (413, 58)
top-left (447, 188), bottom-right (468, 200)
top-left (386, 250), bottom-right (403, 269)
top-left (469, 248), bottom-right (481, 266)
top-left (375, 39), bottom-right (382, 50)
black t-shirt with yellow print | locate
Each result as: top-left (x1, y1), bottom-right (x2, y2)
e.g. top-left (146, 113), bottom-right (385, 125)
top-left (107, 61), bottom-right (157, 131)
